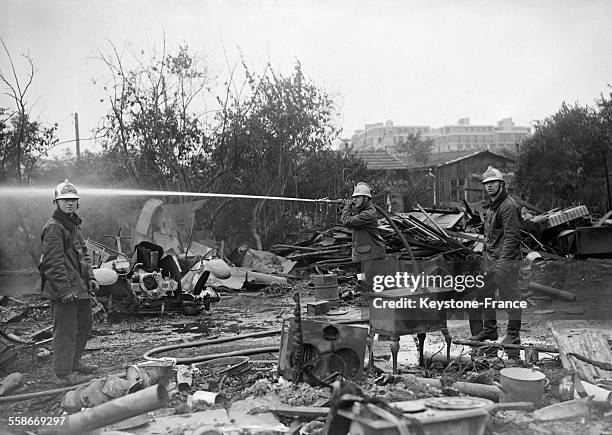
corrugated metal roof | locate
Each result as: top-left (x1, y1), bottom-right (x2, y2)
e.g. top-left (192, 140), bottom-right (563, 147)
top-left (397, 211), bottom-right (465, 229)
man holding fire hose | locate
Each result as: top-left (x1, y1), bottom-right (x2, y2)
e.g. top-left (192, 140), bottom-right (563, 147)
top-left (339, 182), bottom-right (386, 264)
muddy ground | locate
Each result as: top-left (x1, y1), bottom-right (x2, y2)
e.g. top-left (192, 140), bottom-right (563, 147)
top-left (1, 259), bottom-right (612, 434)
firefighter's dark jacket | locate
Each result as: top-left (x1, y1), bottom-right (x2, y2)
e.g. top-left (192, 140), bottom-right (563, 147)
top-left (40, 210), bottom-right (95, 300)
top-left (341, 199), bottom-right (385, 261)
top-left (483, 188), bottom-right (521, 273)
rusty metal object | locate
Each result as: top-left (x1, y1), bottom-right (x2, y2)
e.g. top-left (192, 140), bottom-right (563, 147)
top-left (279, 319), bottom-right (368, 384)
top-left (528, 281), bottom-right (576, 301)
top-left (176, 365), bottom-right (194, 392)
top-left (292, 291), bottom-right (304, 383)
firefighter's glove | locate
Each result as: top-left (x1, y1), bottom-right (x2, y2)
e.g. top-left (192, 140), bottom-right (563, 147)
top-left (60, 292), bottom-right (78, 303)
top-left (336, 199), bottom-right (350, 214)
top-left (89, 279), bottom-right (99, 295)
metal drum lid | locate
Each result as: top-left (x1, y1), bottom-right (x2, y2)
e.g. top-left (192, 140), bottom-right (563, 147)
top-left (392, 401), bottom-right (427, 413)
top-left (424, 396), bottom-right (491, 410)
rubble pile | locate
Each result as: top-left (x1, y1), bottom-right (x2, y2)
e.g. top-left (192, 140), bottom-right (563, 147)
top-left (271, 208), bottom-right (480, 274)
top-left (521, 205), bottom-right (612, 257)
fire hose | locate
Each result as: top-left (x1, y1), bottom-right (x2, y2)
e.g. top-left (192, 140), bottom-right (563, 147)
top-left (0, 330), bottom-right (282, 404)
top-left (142, 329), bottom-right (282, 363)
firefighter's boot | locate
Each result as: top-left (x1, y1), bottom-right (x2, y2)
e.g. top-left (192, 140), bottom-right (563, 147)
top-left (501, 310), bottom-right (522, 360)
top-left (469, 319), bottom-right (498, 341)
top-left (469, 319), bottom-right (483, 338)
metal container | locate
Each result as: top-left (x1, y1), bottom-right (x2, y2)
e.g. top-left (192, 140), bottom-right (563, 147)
top-left (312, 274), bottom-right (339, 301)
top-left (575, 226), bottom-right (612, 255)
top-left (499, 367), bottom-right (548, 408)
top-left (339, 398), bottom-right (492, 435)
top-left (135, 360), bottom-right (175, 388)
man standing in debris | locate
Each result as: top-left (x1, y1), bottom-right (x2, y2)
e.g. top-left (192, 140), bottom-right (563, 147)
top-left (40, 180), bottom-right (99, 385)
top-left (340, 182), bottom-right (385, 266)
top-left (469, 167), bottom-right (523, 356)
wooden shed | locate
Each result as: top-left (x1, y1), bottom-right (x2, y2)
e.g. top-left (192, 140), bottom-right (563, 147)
top-left (427, 150), bottom-right (516, 206)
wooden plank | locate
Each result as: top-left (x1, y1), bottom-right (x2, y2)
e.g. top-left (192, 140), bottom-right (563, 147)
top-left (578, 330), bottom-right (612, 380)
top-left (547, 322), bottom-right (574, 370)
top-left (251, 405), bottom-right (330, 417)
top-left (574, 331), bottom-right (597, 380)
top-left (548, 323), bottom-right (612, 383)
top-left (595, 211), bottom-right (612, 227)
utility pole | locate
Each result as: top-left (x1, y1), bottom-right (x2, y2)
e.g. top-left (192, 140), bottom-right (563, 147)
top-left (604, 155), bottom-right (611, 211)
top-left (74, 112), bottom-right (81, 161)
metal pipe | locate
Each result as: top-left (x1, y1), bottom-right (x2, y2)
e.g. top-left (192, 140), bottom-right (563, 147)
top-left (528, 281), bottom-right (576, 302)
top-left (58, 384), bottom-right (169, 434)
top-left (452, 338), bottom-right (559, 354)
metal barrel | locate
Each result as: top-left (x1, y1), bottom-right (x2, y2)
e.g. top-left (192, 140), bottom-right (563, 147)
top-left (312, 274), bottom-right (339, 301)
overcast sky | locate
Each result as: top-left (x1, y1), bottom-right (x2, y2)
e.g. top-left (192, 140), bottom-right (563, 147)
top-left (1, 0), bottom-right (611, 154)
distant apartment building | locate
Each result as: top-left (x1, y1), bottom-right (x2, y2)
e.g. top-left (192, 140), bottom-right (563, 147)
top-left (350, 120), bottom-right (431, 151)
top-left (430, 117), bottom-right (530, 153)
top-left (349, 117), bottom-right (530, 154)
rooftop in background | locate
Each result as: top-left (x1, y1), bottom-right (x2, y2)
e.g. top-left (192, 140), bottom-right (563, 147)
top-left (353, 148), bottom-right (517, 171)
top-left (352, 149), bottom-right (408, 170)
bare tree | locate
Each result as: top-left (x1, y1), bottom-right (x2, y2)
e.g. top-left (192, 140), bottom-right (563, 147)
top-left (0, 38), bottom-right (56, 184)
top-left (95, 40), bottom-right (211, 192)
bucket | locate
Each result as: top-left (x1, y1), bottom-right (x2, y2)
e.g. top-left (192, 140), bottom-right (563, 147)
top-left (498, 367), bottom-right (548, 407)
top-left (312, 274), bottom-right (339, 301)
top-left (135, 360), bottom-right (175, 388)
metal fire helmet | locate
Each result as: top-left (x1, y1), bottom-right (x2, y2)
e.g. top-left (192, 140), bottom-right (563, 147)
top-left (351, 182), bottom-right (372, 198)
top-left (482, 166), bottom-right (504, 184)
top-left (54, 179), bottom-right (80, 202)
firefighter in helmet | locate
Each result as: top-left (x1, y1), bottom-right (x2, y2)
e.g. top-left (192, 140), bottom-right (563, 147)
top-left (340, 182), bottom-right (385, 264)
top-left (40, 180), bottom-right (100, 384)
top-left (469, 167), bottom-right (523, 357)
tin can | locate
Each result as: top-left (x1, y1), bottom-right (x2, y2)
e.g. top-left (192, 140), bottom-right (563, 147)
top-left (558, 374), bottom-right (575, 402)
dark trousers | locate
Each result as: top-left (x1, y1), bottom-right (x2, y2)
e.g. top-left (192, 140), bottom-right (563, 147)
top-left (469, 267), bottom-right (522, 333)
top-left (51, 299), bottom-right (93, 377)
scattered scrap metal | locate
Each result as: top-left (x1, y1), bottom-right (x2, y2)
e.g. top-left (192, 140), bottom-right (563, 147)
top-left (272, 206), bottom-right (481, 274)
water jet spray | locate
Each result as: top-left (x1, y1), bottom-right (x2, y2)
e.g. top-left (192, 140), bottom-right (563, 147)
top-left (0, 186), bottom-right (339, 204)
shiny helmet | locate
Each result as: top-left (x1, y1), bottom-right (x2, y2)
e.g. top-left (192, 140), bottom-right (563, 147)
top-left (54, 179), bottom-right (80, 202)
top-left (351, 182), bottom-right (372, 198)
top-left (482, 166), bottom-right (504, 184)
